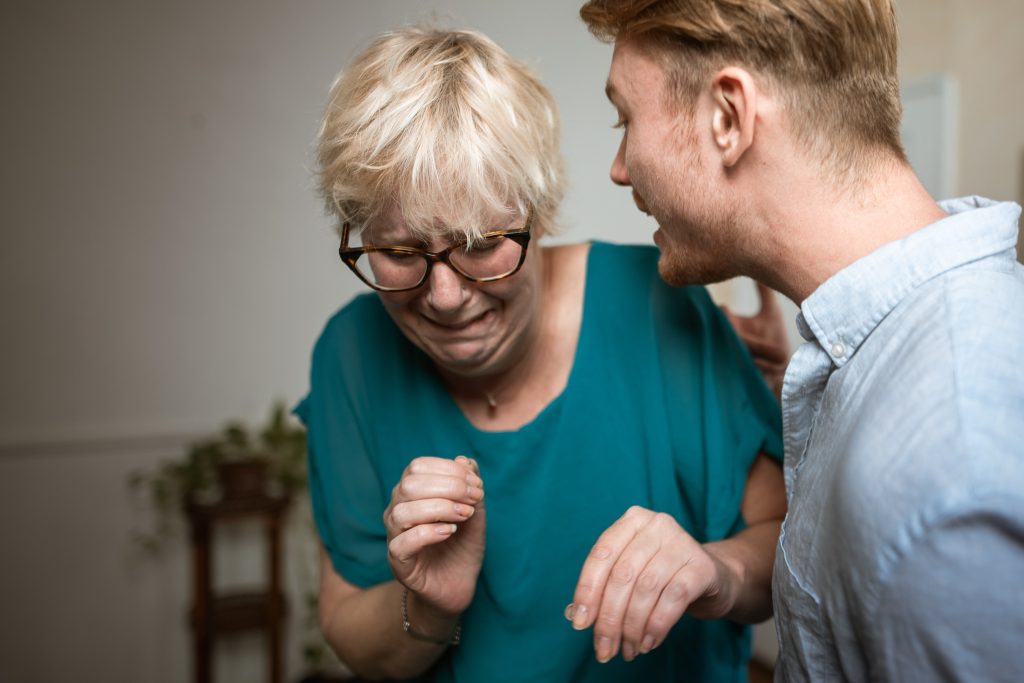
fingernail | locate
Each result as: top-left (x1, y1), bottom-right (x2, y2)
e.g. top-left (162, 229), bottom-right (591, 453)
top-left (640, 634), bottom-right (655, 654)
top-left (571, 604), bottom-right (589, 630)
top-left (466, 472), bottom-right (482, 486)
top-left (467, 485), bottom-right (483, 501)
top-left (453, 504), bottom-right (472, 518)
top-left (564, 603), bottom-right (575, 622)
top-left (438, 524), bottom-right (457, 535)
top-left (597, 637), bottom-right (613, 663)
top-left (622, 642), bottom-right (636, 662)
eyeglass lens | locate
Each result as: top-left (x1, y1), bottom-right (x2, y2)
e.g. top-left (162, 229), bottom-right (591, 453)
top-left (357, 234), bottom-right (524, 290)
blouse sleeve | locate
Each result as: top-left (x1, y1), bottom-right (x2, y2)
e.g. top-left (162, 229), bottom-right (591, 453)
top-left (655, 282), bottom-right (784, 542)
top-left (294, 312), bottom-right (394, 588)
top-left (701, 293), bottom-right (783, 540)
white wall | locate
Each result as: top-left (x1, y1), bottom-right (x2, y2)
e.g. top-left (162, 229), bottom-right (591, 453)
top-left (1, 1), bottom-right (1021, 681)
top-left (0, 2), bottom-right (638, 681)
top-left (897, 0), bottom-right (1024, 251)
top-left (0, 0), bottom-right (643, 447)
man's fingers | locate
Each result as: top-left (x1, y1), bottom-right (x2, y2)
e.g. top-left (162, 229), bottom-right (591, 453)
top-left (753, 281), bottom-right (781, 315)
top-left (742, 336), bottom-right (789, 363)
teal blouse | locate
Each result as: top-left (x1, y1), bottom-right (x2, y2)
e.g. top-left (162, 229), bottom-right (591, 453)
top-left (297, 242), bottom-right (783, 682)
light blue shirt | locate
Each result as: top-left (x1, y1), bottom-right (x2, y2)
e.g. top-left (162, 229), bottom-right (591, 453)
top-left (773, 196), bottom-right (1024, 682)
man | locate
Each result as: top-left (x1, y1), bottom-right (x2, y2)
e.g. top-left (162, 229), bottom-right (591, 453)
top-left (574, 1), bottom-right (1024, 680)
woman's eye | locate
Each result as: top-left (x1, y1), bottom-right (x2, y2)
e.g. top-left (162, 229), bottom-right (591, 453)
top-left (384, 251), bottom-right (418, 261)
top-left (470, 237), bottom-right (502, 252)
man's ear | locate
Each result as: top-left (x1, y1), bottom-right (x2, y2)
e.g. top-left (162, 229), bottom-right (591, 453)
top-left (710, 67), bottom-right (758, 168)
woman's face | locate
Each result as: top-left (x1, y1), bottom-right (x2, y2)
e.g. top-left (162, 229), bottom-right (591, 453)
top-left (370, 206), bottom-right (543, 380)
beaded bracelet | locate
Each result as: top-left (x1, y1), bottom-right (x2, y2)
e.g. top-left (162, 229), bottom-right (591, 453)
top-left (401, 587), bottom-right (462, 645)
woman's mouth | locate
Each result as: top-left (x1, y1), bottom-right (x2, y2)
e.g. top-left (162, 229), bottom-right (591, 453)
top-left (425, 309), bottom-right (495, 335)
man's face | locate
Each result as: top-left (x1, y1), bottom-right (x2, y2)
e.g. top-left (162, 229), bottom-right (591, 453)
top-left (605, 38), bottom-right (740, 286)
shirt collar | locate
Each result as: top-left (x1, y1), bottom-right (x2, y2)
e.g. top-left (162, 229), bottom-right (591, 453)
top-left (796, 196), bottom-right (1022, 367)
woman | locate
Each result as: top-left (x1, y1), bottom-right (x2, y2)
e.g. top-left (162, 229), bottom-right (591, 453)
top-left (298, 26), bottom-right (785, 682)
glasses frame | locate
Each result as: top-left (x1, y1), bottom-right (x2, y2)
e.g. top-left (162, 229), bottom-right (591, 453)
top-left (338, 204), bottom-right (535, 292)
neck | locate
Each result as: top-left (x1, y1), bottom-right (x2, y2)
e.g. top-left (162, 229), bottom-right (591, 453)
top-left (437, 297), bottom-right (545, 410)
top-left (439, 244), bottom-right (587, 429)
top-left (449, 340), bottom-right (543, 412)
top-left (742, 155), bottom-right (948, 304)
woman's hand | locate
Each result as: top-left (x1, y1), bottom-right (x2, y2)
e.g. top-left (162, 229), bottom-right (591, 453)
top-left (384, 455), bottom-right (487, 618)
top-left (565, 506), bottom-right (740, 664)
top-left (566, 454), bottom-right (785, 664)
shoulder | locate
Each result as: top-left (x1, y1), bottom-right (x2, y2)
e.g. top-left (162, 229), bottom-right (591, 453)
top-left (588, 240), bottom-right (658, 265)
top-left (313, 294), bottom-right (392, 357)
top-left (308, 293), bottom-right (410, 387)
top-left (321, 292), bottom-right (389, 337)
top-left (828, 262), bottom-right (1024, 575)
top-left (586, 241), bottom-right (662, 279)
top-left (940, 262), bottom-right (1024, 368)
top-left (586, 241), bottom-right (714, 312)
top-left (855, 258), bottom-right (1024, 420)
top-left (875, 263), bottom-right (1024, 437)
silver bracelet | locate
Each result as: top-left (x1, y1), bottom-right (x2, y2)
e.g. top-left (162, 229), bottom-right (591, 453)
top-left (401, 587), bottom-right (461, 645)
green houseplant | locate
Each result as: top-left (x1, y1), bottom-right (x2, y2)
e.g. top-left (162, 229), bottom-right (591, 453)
top-left (127, 401), bottom-right (343, 676)
top-left (128, 400), bottom-right (307, 552)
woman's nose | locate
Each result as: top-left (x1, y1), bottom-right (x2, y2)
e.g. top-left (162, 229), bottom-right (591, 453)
top-left (424, 262), bottom-right (468, 312)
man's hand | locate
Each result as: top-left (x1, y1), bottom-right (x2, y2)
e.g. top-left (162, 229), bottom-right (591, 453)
top-left (384, 455), bottom-right (486, 617)
top-left (565, 506), bottom-right (740, 663)
top-left (723, 281), bottom-right (790, 398)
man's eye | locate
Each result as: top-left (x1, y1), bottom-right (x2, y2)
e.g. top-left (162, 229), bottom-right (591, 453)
top-left (612, 117), bottom-right (628, 130)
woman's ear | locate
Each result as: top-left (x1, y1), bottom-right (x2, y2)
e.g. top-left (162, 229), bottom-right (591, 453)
top-left (710, 67), bottom-right (758, 168)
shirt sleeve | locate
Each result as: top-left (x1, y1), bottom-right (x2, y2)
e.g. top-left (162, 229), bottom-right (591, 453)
top-left (294, 313), bottom-right (394, 588)
top-left (863, 506), bottom-right (1024, 682)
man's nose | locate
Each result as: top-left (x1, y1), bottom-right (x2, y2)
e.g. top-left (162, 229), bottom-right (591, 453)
top-left (610, 136), bottom-right (631, 186)
top-left (424, 261), bottom-right (468, 312)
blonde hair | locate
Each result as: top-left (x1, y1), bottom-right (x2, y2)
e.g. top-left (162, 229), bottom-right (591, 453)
top-left (317, 26), bottom-right (566, 242)
top-left (581, 0), bottom-right (906, 173)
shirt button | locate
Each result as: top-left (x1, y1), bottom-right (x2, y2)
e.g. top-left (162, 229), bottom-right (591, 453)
top-left (830, 341), bottom-right (847, 358)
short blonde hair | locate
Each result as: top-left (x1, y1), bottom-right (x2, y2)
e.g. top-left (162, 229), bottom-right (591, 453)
top-left (581, 0), bottom-right (906, 173)
top-left (317, 26), bottom-right (566, 242)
